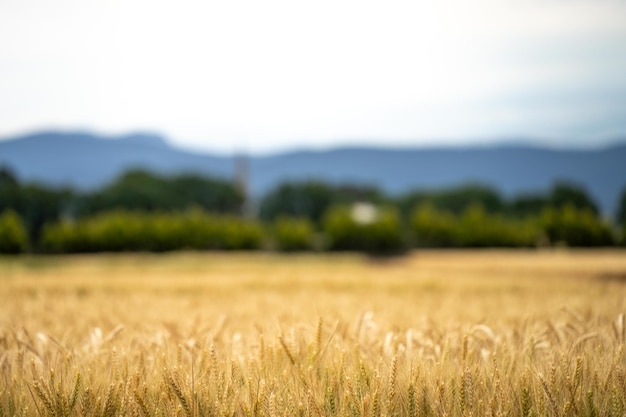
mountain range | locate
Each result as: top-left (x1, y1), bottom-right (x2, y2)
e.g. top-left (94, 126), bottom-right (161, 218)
top-left (1, 131), bottom-right (625, 215)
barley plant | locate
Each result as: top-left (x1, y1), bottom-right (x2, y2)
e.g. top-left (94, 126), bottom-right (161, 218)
top-left (1, 250), bottom-right (626, 416)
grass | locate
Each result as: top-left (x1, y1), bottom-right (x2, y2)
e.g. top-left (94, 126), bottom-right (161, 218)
top-left (1, 249), bottom-right (626, 416)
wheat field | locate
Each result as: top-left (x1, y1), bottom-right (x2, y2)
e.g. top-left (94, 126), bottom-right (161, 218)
top-left (1, 250), bottom-right (626, 416)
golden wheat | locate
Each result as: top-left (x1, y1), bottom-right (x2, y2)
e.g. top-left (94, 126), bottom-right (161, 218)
top-left (1, 250), bottom-right (626, 416)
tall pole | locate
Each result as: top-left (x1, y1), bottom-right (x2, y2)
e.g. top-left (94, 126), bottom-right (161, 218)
top-left (234, 153), bottom-right (250, 217)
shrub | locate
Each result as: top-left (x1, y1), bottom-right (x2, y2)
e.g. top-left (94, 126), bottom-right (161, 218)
top-left (540, 205), bottom-right (615, 247)
top-left (259, 181), bottom-right (336, 224)
top-left (259, 181), bottom-right (387, 225)
top-left (399, 184), bottom-right (504, 218)
top-left (0, 209), bottom-right (29, 253)
top-left (323, 204), bottom-right (407, 254)
top-left (272, 217), bottom-right (315, 252)
top-left (217, 216), bottom-right (265, 250)
top-left (455, 205), bottom-right (539, 248)
top-left (76, 170), bottom-right (244, 217)
top-left (40, 210), bottom-right (264, 253)
top-left (411, 203), bottom-right (539, 248)
top-left (616, 185), bottom-right (626, 226)
top-left (410, 203), bottom-right (459, 247)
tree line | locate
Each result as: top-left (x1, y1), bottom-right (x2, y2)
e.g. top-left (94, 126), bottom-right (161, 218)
top-left (1, 165), bottom-right (625, 254)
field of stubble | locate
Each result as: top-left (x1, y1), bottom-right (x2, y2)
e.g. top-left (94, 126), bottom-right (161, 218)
top-left (1, 250), bottom-right (626, 416)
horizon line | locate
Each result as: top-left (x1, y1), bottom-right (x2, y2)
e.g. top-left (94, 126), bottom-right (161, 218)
top-left (1, 127), bottom-right (625, 156)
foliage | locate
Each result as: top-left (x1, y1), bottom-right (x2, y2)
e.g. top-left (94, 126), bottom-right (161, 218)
top-left (399, 183), bottom-right (504, 217)
top-left (411, 203), bottom-right (539, 248)
top-left (507, 193), bottom-right (550, 218)
top-left (455, 204), bottom-right (539, 247)
top-left (0, 209), bottom-right (29, 253)
top-left (0, 166), bottom-right (19, 196)
top-left (508, 182), bottom-right (600, 218)
top-left (401, 182), bottom-right (601, 221)
top-left (259, 180), bottom-right (386, 224)
top-left (549, 181), bottom-right (599, 214)
top-left (541, 205), bottom-right (615, 247)
top-left (616, 185), bottom-right (626, 226)
top-left (41, 210), bottom-right (264, 253)
top-left (76, 170), bottom-right (244, 217)
top-left (333, 183), bottom-right (386, 205)
top-left (19, 185), bottom-right (74, 243)
top-left (2, 164), bottom-right (623, 251)
top-left (410, 203), bottom-right (459, 247)
top-left (272, 217), bottom-right (316, 252)
top-left (621, 188), bottom-right (626, 243)
top-left (0, 166), bottom-right (73, 244)
top-left (257, 181), bottom-right (335, 224)
top-left (323, 205), bottom-right (407, 254)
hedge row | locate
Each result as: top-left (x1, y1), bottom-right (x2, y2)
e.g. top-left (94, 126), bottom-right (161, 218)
top-left (271, 217), bottom-right (316, 252)
top-left (0, 210), bottom-right (29, 254)
top-left (0, 204), bottom-right (622, 254)
top-left (323, 205), bottom-right (407, 254)
top-left (411, 204), bottom-right (539, 248)
top-left (411, 203), bottom-right (615, 248)
top-left (541, 205), bottom-right (615, 247)
top-left (40, 210), bottom-right (264, 253)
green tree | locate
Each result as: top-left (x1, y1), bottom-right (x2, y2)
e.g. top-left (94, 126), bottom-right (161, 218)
top-left (616, 185), bottom-right (626, 226)
top-left (77, 170), bottom-right (172, 215)
top-left (19, 184), bottom-right (74, 243)
top-left (259, 181), bottom-right (337, 224)
top-left (259, 181), bottom-right (387, 225)
top-left (508, 194), bottom-right (550, 218)
top-left (410, 203), bottom-right (458, 247)
top-left (0, 166), bottom-right (21, 211)
top-left (455, 204), bottom-right (538, 248)
top-left (549, 182), bottom-right (598, 214)
top-left (333, 184), bottom-right (386, 205)
top-left (323, 204), bottom-right (406, 254)
top-left (399, 184), bottom-right (504, 217)
top-left (41, 210), bottom-right (264, 253)
top-left (272, 217), bottom-right (315, 252)
top-left (541, 205), bottom-right (614, 247)
top-left (434, 184), bottom-right (504, 214)
top-left (0, 209), bottom-right (29, 253)
top-left (171, 174), bottom-right (244, 214)
top-left (410, 203), bottom-right (538, 248)
top-left (77, 170), bottom-right (243, 217)
top-left (617, 186), bottom-right (626, 245)
top-left (0, 165), bottom-right (19, 188)
top-left (1, 167), bottom-right (74, 245)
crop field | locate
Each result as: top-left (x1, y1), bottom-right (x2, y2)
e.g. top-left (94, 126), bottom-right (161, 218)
top-left (1, 250), bottom-right (626, 416)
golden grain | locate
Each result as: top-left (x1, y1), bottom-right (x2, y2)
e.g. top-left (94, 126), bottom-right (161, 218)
top-left (1, 250), bottom-right (626, 416)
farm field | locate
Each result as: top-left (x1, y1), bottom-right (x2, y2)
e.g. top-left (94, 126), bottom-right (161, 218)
top-left (1, 250), bottom-right (626, 416)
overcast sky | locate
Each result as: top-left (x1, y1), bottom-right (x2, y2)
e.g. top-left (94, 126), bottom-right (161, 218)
top-left (1, 0), bottom-right (626, 154)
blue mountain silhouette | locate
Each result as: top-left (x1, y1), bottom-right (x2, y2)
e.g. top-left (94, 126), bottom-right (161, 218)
top-left (1, 131), bottom-right (624, 214)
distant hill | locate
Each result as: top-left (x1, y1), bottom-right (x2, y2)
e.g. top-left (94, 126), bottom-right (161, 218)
top-left (0, 131), bottom-right (233, 188)
top-left (1, 131), bottom-right (625, 215)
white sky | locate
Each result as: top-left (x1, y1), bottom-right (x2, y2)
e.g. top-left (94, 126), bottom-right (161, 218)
top-left (1, 0), bottom-right (626, 154)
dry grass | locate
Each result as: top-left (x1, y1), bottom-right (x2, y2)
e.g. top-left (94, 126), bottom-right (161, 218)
top-left (1, 249), bottom-right (626, 416)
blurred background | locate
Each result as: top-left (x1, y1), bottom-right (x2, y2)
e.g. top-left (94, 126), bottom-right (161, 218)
top-left (1, 0), bottom-right (625, 254)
